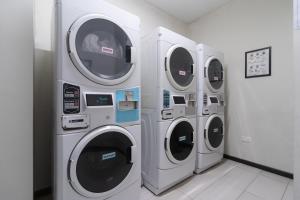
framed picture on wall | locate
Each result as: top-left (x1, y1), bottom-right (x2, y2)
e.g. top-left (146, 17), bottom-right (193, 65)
top-left (245, 47), bottom-right (271, 78)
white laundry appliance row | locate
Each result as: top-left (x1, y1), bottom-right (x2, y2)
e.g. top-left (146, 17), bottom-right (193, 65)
top-left (52, 0), bottom-right (226, 199)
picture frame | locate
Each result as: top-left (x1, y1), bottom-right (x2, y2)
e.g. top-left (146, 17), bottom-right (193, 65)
top-left (245, 47), bottom-right (272, 79)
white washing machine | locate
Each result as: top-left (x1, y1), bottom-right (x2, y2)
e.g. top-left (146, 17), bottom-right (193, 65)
top-left (195, 95), bottom-right (225, 173)
top-left (197, 44), bottom-right (225, 115)
top-left (141, 27), bottom-right (197, 194)
top-left (142, 111), bottom-right (196, 195)
top-left (53, 1), bottom-right (141, 200)
top-left (196, 114), bottom-right (225, 173)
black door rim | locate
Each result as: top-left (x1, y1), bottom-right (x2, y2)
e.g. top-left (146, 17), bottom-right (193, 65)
top-left (68, 125), bottom-right (137, 198)
top-left (165, 118), bottom-right (195, 164)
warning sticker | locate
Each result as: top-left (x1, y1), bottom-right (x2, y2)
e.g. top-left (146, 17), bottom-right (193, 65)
top-left (101, 47), bottom-right (114, 55)
top-left (179, 70), bottom-right (186, 76)
top-left (214, 76), bottom-right (219, 81)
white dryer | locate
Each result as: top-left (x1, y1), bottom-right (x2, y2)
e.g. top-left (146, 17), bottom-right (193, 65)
top-left (141, 27), bottom-right (197, 194)
top-left (53, 1), bottom-right (141, 200)
top-left (197, 44), bottom-right (225, 111)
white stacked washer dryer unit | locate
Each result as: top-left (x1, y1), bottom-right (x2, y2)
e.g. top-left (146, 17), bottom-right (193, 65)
top-left (141, 27), bottom-right (197, 195)
top-left (195, 44), bottom-right (225, 173)
top-left (53, 1), bottom-right (141, 200)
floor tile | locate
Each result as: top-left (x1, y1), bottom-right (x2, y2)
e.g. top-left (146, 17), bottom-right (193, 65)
top-left (246, 174), bottom-right (288, 200)
top-left (140, 187), bottom-right (155, 200)
top-left (36, 160), bottom-right (294, 200)
top-left (235, 163), bottom-right (262, 175)
top-left (260, 171), bottom-right (291, 184)
top-left (282, 182), bottom-right (294, 200)
top-left (193, 166), bottom-right (259, 200)
top-left (176, 160), bottom-right (237, 198)
top-left (149, 189), bottom-right (192, 200)
top-left (238, 192), bottom-right (263, 200)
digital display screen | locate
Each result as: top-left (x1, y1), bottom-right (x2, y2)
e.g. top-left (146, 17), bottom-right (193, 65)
top-left (210, 97), bottom-right (218, 104)
top-left (86, 94), bottom-right (113, 107)
top-left (173, 96), bottom-right (186, 104)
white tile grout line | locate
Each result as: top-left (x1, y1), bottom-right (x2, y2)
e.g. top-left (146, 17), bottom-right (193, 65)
top-left (235, 169), bottom-right (263, 200)
top-left (182, 164), bottom-right (238, 200)
top-left (280, 180), bottom-right (292, 200)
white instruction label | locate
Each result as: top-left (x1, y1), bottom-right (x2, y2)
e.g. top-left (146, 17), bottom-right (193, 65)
top-left (179, 70), bottom-right (186, 76)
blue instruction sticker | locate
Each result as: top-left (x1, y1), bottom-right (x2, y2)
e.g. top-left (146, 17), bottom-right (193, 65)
top-left (115, 87), bottom-right (140, 123)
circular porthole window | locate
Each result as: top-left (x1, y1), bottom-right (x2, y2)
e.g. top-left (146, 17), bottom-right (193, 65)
top-left (68, 126), bottom-right (137, 198)
top-left (165, 45), bottom-right (194, 91)
top-left (165, 118), bottom-right (195, 164)
top-left (205, 57), bottom-right (224, 92)
top-left (68, 14), bottom-right (136, 85)
top-left (204, 115), bottom-right (224, 151)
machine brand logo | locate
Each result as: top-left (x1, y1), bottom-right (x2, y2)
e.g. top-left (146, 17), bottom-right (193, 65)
top-left (179, 136), bottom-right (187, 142)
top-left (179, 70), bottom-right (186, 76)
top-left (101, 47), bottom-right (114, 55)
top-left (102, 152), bottom-right (116, 160)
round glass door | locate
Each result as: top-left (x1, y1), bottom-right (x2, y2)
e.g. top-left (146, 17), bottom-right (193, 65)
top-left (166, 45), bottom-right (194, 91)
top-left (69, 126), bottom-right (137, 198)
top-left (205, 115), bottom-right (224, 151)
top-left (68, 14), bottom-right (135, 85)
top-left (166, 119), bottom-right (194, 164)
top-left (205, 57), bottom-right (224, 92)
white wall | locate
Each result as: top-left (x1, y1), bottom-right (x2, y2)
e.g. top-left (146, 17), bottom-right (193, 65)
top-left (34, 0), bottom-right (188, 191)
top-left (0, 0), bottom-right (33, 199)
top-left (189, 0), bottom-right (294, 173)
top-left (294, 0), bottom-right (300, 197)
top-left (105, 0), bottom-right (188, 37)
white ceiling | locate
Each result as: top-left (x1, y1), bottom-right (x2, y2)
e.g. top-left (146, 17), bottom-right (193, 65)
top-left (144, 0), bottom-right (233, 23)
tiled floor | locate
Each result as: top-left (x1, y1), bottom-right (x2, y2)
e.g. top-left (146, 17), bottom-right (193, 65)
top-left (36, 159), bottom-right (293, 200)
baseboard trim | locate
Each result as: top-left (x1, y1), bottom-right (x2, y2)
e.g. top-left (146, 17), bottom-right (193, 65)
top-left (34, 187), bottom-right (52, 198)
top-left (224, 154), bottom-right (293, 179)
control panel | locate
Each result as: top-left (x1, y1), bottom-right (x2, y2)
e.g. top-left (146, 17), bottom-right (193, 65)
top-left (63, 83), bottom-right (80, 114)
top-left (173, 96), bottom-right (186, 105)
top-left (161, 91), bottom-right (197, 120)
top-left (85, 93), bottom-right (113, 107)
top-left (202, 94), bottom-right (224, 115)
